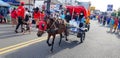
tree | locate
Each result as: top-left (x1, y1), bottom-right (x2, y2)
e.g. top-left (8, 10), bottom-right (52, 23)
top-left (118, 8), bottom-right (120, 17)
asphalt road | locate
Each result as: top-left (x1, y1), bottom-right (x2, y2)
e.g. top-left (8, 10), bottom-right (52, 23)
top-left (1, 20), bottom-right (120, 58)
top-left (0, 24), bottom-right (47, 48)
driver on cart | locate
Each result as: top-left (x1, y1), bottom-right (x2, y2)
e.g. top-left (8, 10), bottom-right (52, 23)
top-left (77, 13), bottom-right (86, 28)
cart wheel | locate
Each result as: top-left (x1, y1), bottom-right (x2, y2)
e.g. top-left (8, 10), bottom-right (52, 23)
top-left (80, 32), bottom-right (85, 43)
top-left (83, 32), bottom-right (85, 40)
top-left (88, 25), bottom-right (90, 31)
top-left (80, 34), bottom-right (83, 43)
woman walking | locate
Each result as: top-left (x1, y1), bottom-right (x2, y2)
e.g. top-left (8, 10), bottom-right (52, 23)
top-left (109, 17), bottom-right (114, 32)
top-left (33, 7), bottom-right (40, 28)
top-left (11, 8), bottom-right (17, 27)
top-left (15, 2), bottom-right (25, 33)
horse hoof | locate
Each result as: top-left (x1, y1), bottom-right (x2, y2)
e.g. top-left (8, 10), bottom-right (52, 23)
top-left (48, 44), bottom-right (52, 46)
top-left (80, 42), bottom-right (83, 43)
top-left (78, 42), bottom-right (82, 44)
top-left (66, 39), bottom-right (68, 41)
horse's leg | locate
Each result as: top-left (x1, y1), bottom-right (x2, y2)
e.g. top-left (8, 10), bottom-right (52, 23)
top-left (47, 34), bottom-right (52, 46)
top-left (59, 34), bottom-right (62, 46)
top-left (64, 29), bottom-right (68, 41)
top-left (51, 35), bottom-right (55, 52)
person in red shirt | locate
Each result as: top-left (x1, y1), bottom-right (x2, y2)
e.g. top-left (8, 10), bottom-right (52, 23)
top-left (33, 7), bottom-right (41, 28)
top-left (15, 2), bottom-right (25, 33)
top-left (113, 17), bottom-right (119, 33)
top-left (11, 8), bottom-right (17, 27)
top-left (0, 14), bottom-right (3, 23)
top-left (40, 11), bottom-right (45, 21)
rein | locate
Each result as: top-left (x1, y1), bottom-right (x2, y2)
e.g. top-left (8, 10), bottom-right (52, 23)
top-left (47, 18), bottom-right (58, 30)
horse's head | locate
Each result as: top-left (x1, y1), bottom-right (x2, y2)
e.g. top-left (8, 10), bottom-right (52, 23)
top-left (37, 16), bottom-right (54, 37)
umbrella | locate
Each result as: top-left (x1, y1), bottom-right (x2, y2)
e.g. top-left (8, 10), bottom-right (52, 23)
top-left (0, 0), bottom-right (10, 7)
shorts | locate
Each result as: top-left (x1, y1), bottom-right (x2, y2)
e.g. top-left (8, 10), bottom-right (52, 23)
top-left (113, 24), bottom-right (117, 29)
top-left (118, 25), bottom-right (120, 30)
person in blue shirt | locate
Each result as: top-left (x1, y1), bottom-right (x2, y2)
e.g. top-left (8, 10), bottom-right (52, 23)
top-left (117, 18), bottom-right (120, 33)
top-left (109, 17), bottom-right (115, 32)
top-left (60, 12), bottom-right (65, 20)
top-left (77, 13), bottom-right (86, 28)
top-left (81, 16), bottom-right (86, 24)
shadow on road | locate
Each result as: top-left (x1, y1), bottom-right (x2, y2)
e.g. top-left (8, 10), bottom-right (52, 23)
top-left (53, 40), bottom-right (80, 52)
top-left (106, 31), bottom-right (114, 34)
top-left (99, 23), bottom-right (120, 40)
top-left (4, 38), bottom-right (81, 58)
top-left (116, 34), bottom-right (120, 39)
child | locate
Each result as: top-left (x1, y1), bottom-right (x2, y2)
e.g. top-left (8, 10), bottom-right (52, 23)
top-left (109, 17), bottom-right (114, 32)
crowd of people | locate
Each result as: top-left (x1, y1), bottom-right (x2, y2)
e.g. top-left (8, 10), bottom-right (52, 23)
top-left (0, 6), bottom-right (9, 23)
top-left (0, 1), bottom-right (90, 35)
top-left (94, 14), bottom-right (120, 34)
top-left (9, 2), bottom-right (45, 34)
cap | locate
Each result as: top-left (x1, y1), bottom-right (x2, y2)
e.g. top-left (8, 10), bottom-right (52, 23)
top-left (20, 2), bottom-right (24, 5)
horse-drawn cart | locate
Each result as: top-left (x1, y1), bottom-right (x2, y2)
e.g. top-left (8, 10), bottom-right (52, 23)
top-left (36, 5), bottom-right (90, 52)
top-left (67, 20), bottom-right (88, 43)
top-left (65, 5), bottom-right (88, 43)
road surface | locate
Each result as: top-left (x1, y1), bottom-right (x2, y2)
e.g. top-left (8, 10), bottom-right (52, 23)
top-left (0, 20), bottom-right (120, 58)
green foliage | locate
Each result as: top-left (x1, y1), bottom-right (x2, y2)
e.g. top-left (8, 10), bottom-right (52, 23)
top-left (111, 12), bottom-right (116, 17)
top-left (118, 11), bottom-right (120, 16)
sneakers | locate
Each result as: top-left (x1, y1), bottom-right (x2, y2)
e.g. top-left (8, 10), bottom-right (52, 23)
top-left (15, 30), bottom-right (18, 33)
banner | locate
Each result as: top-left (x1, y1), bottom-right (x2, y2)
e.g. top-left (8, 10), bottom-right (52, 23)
top-left (107, 4), bottom-right (113, 11)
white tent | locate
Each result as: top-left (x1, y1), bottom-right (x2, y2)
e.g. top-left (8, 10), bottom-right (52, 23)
top-left (0, 0), bottom-right (10, 7)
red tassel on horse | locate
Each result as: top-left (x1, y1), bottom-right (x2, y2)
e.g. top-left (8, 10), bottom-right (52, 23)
top-left (38, 20), bottom-right (47, 31)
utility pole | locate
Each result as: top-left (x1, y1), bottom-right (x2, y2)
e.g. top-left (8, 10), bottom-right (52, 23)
top-left (46, 0), bottom-right (51, 15)
top-left (34, 0), bottom-right (35, 4)
top-left (29, 0), bottom-right (30, 10)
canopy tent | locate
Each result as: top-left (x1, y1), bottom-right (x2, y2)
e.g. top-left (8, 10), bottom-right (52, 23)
top-left (3, 0), bottom-right (19, 6)
top-left (66, 5), bottom-right (87, 18)
top-left (0, 0), bottom-right (10, 7)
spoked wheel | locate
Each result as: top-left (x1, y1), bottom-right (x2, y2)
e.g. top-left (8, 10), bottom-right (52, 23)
top-left (87, 24), bottom-right (90, 31)
top-left (80, 32), bottom-right (86, 43)
top-left (82, 32), bottom-right (86, 40)
top-left (85, 24), bottom-right (90, 32)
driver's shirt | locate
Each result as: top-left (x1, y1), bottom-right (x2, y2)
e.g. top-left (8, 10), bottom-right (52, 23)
top-left (81, 17), bottom-right (85, 24)
top-left (86, 18), bottom-right (90, 24)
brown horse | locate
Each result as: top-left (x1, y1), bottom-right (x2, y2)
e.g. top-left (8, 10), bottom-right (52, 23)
top-left (37, 16), bottom-right (68, 52)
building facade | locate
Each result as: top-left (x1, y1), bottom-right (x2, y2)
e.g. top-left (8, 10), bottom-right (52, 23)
top-left (58, 0), bottom-right (76, 5)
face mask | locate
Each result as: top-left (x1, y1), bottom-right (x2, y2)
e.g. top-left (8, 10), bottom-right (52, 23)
top-left (67, 13), bottom-right (70, 15)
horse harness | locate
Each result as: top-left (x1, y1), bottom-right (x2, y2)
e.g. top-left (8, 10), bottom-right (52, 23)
top-left (47, 18), bottom-right (65, 34)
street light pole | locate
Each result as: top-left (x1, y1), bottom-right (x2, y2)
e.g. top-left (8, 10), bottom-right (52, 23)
top-left (34, 0), bottom-right (35, 4)
top-left (46, 0), bottom-right (51, 15)
top-left (29, 0), bottom-right (30, 10)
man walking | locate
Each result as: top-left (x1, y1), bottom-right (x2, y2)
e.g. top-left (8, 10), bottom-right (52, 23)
top-left (15, 2), bottom-right (25, 33)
